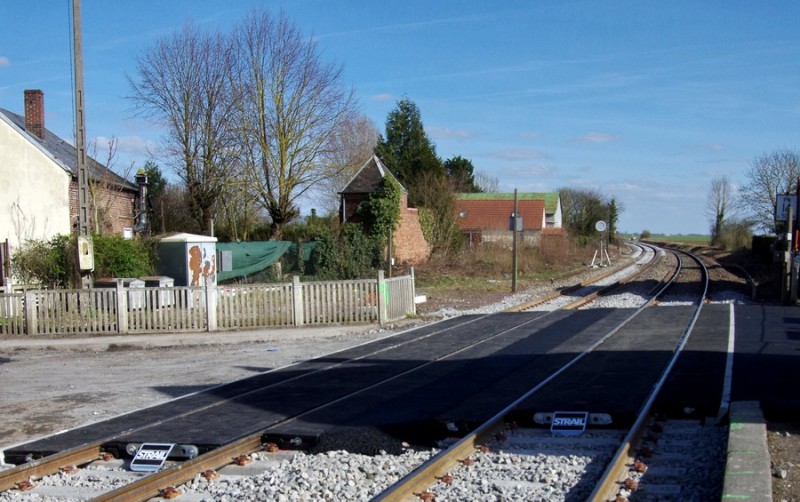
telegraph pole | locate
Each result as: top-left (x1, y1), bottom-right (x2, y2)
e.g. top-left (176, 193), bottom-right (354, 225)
top-left (512, 188), bottom-right (519, 293)
top-left (72, 0), bottom-right (94, 285)
top-left (73, 0), bottom-right (89, 237)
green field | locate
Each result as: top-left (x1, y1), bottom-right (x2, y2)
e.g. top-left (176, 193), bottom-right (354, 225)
top-left (645, 234), bottom-right (710, 244)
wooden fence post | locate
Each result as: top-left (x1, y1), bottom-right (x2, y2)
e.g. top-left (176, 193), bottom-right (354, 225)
top-left (377, 270), bottom-right (387, 325)
top-left (24, 290), bottom-right (37, 335)
top-left (292, 275), bottom-right (304, 327)
top-left (409, 267), bottom-right (417, 316)
top-left (116, 282), bottom-right (128, 334)
top-left (205, 281), bottom-right (217, 332)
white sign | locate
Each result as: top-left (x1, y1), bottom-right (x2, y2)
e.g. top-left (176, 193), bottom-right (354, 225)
top-left (595, 221), bottom-right (607, 232)
top-left (550, 411), bottom-right (589, 436)
top-left (130, 443), bottom-right (175, 472)
top-left (776, 194), bottom-right (798, 222)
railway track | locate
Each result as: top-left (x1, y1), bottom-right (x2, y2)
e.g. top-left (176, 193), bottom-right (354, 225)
top-left (0, 244), bottom-right (735, 501)
top-left (375, 246), bottom-right (714, 501)
top-left (505, 242), bottom-right (662, 312)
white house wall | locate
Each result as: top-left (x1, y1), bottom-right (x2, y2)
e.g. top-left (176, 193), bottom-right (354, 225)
top-left (545, 196), bottom-right (564, 228)
top-left (553, 195), bottom-right (563, 227)
top-left (0, 115), bottom-right (71, 252)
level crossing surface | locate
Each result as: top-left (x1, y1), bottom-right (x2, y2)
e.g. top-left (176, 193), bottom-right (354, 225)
top-left (5, 309), bottom-right (623, 461)
top-left (5, 303), bottom-right (798, 465)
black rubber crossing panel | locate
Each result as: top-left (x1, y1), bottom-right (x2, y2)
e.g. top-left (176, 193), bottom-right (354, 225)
top-left (511, 306), bottom-right (697, 427)
top-left (262, 309), bottom-right (632, 448)
top-left (3, 313), bottom-right (548, 462)
top-left (733, 304), bottom-right (800, 420)
top-left (113, 312), bottom-right (551, 447)
top-left (432, 308), bottom-right (637, 426)
top-left (654, 302), bottom-right (731, 419)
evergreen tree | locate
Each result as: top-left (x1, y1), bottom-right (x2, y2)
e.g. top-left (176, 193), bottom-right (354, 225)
top-left (375, 98), bottom-right (443, 206)
top-left (142, 161), bottom-right (167, 233)
top-left (607, 198), bottom-right (619, 243)
top-left (444, 155), bottom-right (481, 192)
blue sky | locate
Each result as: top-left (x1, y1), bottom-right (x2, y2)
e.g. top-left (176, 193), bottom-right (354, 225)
top-left (2, 1), bottom-right (799, 235)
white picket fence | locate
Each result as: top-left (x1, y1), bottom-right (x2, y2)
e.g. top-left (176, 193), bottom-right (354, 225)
top-left (0, 271), bottom-right (416, 336)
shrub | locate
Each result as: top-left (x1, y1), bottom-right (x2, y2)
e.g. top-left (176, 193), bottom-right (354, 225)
top-left (11, 234), bottom-right (154, 288)
top-left (358, 177), bottom-right (402, 248)
top-left (713, 219), bottom-right (753, 251)
top-left (11, 235), bottom-right (74, 288)
top-left (92, 234), bottom-right (153, 278)
top-left (308, 224), bottom-right (379, 280)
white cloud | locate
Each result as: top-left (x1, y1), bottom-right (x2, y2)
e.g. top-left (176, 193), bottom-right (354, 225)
top-left (577, 132), bottom-right (619, 143)
top-left (426, 126), bottom-right (474, 139)
top-left (369, 93), bottom-right (394, 102)
top-left (117, 136), bottom-right (157, 155)
top-left (0, 56), bottom-right (9, 67)
top-left (485, 148), bottom-right (548, 161)
top-left (93, 135), bottom-right (157, 160)
top-left (606, 181), bottom-right (645, 193)
top-left (519, 164), bottom-right (556, 177)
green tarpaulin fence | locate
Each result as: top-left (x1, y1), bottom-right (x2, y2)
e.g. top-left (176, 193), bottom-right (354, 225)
top-left (216, 241), bottom-right (317, 282)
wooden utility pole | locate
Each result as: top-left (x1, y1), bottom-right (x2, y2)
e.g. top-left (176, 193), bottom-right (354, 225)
top-left (512, 188), bottom-right (519, 293)
top-left (73, 0), bottom-right (94, 286)
top-left (73, 0), bottom-right (89, 237)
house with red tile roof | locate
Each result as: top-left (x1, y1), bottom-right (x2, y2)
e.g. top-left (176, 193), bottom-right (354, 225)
top-left (454, 192), bottom-right (563, 246)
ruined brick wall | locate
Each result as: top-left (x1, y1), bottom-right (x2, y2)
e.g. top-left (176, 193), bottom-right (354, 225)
top-left (393, 193), bottom-right (430, 265)
top-left (70, 180), bottom-right (136, 235)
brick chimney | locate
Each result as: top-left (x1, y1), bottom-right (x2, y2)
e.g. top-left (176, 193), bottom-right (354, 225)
top-left (24, 89), bottom-right (45, 140)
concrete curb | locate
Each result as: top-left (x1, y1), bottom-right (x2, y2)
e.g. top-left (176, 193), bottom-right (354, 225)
top-left (0, 322), bottom-right (417, 352)
top-left (722, 401), bottom-right (773, 501)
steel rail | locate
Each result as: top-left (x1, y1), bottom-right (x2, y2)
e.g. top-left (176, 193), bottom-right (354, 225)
top-left (375, 245), bottom-right (686, 502)
top-left (588, 249), bottom-right (709, 501)
top-left (0, 443), bottom-right (104, 491)
top-left (504, 244), bottom-right (659, 312)
top-left (92, 433), bottom-right (267, 502)
top-left (562, 243), bottom-right (662, 310)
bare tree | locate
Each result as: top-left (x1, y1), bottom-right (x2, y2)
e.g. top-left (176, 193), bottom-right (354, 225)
top-left (87, 136), bottom-right (137, 235)
top-left (414, 171), bottom-right (462, 256)
top-left (128, 23), bottom-right (239, 234)
top-left (739, 149), bottom-right (800, 232)
top-left (158, 184), bottom-right (200, 234)
top-left (233, 9), bottom-right (355, 238)
top-left (215, 174), bottom-right (268, 241)
top-left (707, 176), bottom-right (735, 245)
top-left (559, 187), bottom-right (621, 241)
top-left (474, 171), bottom-right (500, 193)
top-left (315, 113), bottom-right (379, 214)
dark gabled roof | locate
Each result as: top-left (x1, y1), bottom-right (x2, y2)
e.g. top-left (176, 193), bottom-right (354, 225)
top-left (0, 108), bottom-right (136, 192)
top-left (339, 155), bottom-right (406, 194)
